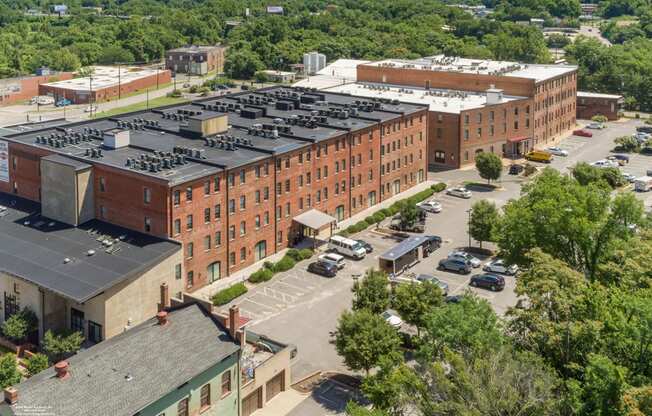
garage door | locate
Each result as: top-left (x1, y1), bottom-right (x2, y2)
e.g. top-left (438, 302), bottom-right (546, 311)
top-left (266, 371), bottom-right (285, 402)
top-left (242, 388), bottom-right (262, 416)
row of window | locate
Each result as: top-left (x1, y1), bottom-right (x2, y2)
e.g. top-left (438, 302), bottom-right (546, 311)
top-left (462, 106), bottom-right (530, 126)
top-left (164, 371), bottom-right (231, 416)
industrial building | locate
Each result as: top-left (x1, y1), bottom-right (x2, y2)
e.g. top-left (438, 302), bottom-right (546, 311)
top-left (0, 71), bottom-right (74, 106)
top-left (165, 45), bottom-right (227, 75)
top-left (39, 66), bottom-right (171, 105)
top-left (345, 56), bottom-right (578, 168)
top-left (0, 86), bottom-right (428, 292)
top-left (577, 91), bottom-right (623, 121)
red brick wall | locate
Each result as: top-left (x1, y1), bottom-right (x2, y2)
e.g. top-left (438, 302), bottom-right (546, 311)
top-left (427, 112), bottom-right (460, 169)
top-left (532, 73), bottom-right (577, 147)
top-left (357, 65), bottom-right (536, 97)
top-left (0, 142), bottom-right (51, 200)
top-left (0, 73), bottom-right (74, 106)
top-left (577, 96), bottom-right (620, 121)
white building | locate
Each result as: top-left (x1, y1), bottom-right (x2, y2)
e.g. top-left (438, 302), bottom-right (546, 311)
top-left (303, 52), bottom-right (327, 75)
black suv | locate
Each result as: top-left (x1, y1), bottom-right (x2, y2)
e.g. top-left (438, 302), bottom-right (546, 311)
top-left (470, 273), bottom-right (505, 291)
top-left (307, 261), bottom-right (337, 277)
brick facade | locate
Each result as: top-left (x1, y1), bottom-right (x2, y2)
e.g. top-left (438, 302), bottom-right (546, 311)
top-left (577, 93), bottom-right (622, 121)
top-left (0, 72), bottom-right (74, 106)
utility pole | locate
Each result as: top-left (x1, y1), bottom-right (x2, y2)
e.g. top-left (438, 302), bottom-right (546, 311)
top-left (118, 63), bottom-right (122, 99)
top-left (467, 208), bottom-right (472, 249)
top-left (89, 73), bottom-right (93, 119)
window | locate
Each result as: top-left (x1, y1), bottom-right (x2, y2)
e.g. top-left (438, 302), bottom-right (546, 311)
top-left (240, 195), bottom-right (246, 210)
top-left (143, 188), bottom-right (151, 204)
top-left (200, 384), bottom-right (211, 408)
top-left (144, 217), bottom-right (151, 232)
top-left (299, 198), bottom-right (304, 210)
top-left (276, 182), bottom-right (282, 195)
top-left (285, 179), bottom-right (290, 193)
top-left (490, 111), bottom-right (495, 122)
top-left (436, 128), bottom-right (442, 139)
top-left (228, 199), bottom-right (235, 214)
top-left (186, 242), bottom-right (194, 258)
top-left (178, 397), bottom-right (189, 416)
top-left (298, 153), bottom-right (303, 163)
top-left (255, 165), bottom-right (261, 178)
top-left (264, 163), bottom-right (269, 176)
top-left (514, 121), bottom-right (519, 130)
top-left (335, 161), bottom-right (339, 173)
top-left (175, 264), bottom-right (182, 280)
top-left (298, 175), bottom-right (303, 187)
top-left (277, 231), bottom-right (283, 244)
top-left (187, 272), bottom-right (194, 289)
top-left (215, 204), bottom-right (221, 219)
top-left (229, 252), bottom-right (235, 266)
top-left (323, 187), bottom-right (328, 199)
top-left (255, 215), bottom-right (261, 229)
top-left (369, 150), bottom-right (373, 161)
top-left (240, 221), bottom-right (246, 236)
top-left (71, 308), bottom-right (84, 334)
top-left (186, 215), bottom-right (193, 230)
top-left (464, 129), bottom-right (469, 140)
top-left (316, 168), bottom-right (321, 180)
top-left (240, 170), bottom-right (246, 184)
top-left (306, 172), bottom-right (311, 184)
top-left (477, 128), bottom-right (482, 137)
top-left (264, 211), bottom-right (270, 225)
top-left (99, 177), bottom-right (106, 192)
top-left (240, 247), bottom-right (246, 261)
top-left (174, 219), bottom-right (181, 235)
top-left (285, 158), bottom-right (290, 168)
top-left (276, 159), bottom-right (282, 170)
top-left (285, 202), bottom-right (290, 217)
top-left (229, 225), bottom-right (235, 240)
top-left (173, 190), bottom-right (180, 205)
top-left (368, 169), bottom-right (373, 181)
top-left (214, 176), bottom-right (220, 192)
top-left (222, 371), bottom-right (232, 395)
top-left (464, 114), bottom-right (469, 124)
top-left (215, 231), bottom-right (222, 246)
top-left (204, 181), bottom-right (210, 195)
top-left (255, 190), bottom-right (261, 203)
top-left (204, 208), bottom-right (211, 223)
top-left (186, 187), bottom-right (192, 201)
top-left (264, 187), bottom-right (269, 200)
top-left (204, 235), bottom-right (211, 250)
top-left (324, 166), bottom-right (328, 177)
top-left (514, 107), bottom-right (519, 116)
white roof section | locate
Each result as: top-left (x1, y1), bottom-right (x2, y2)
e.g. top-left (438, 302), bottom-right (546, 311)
top-left (293, 209), bottom-right (336, 230)
top-left (325, 82), bottom-right (527, 114)
top-left (42, 66), bottom-right (161, 92)
top-left (577, 91), bottom-right (623, 99)
top-left (293, 59), bottom-right (370, 89)
top-left (366, 55), bottom-right (577, 82)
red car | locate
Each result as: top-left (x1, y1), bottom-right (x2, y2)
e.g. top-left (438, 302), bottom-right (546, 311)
top-left (573, 129), bottom-right (593, 137)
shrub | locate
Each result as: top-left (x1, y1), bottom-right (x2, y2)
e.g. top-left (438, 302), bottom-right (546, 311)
top-left (212, 283), bottom-right (248, 306)
top-left (379, 208), bottom-right (391, 217)
top-left (298, 248), bottom-right (314, 260)
top-left (614, 135), bottom-right (639, 152)
top-left (43, 330), bottom-right (83, 363)
top-left (431, 182), bottom-right (446, 192)
top-left (364, 215), bottom-right (376, 224)
top-left (167, 89), bottom-right (182, 98)
top-left (25, 353), bottom-right (49, 377)
top-left (591, 114), bottom-right (608, 123)
top-left (249, 268), bottom-right (274, 283)
top-left (0, 354), bottom-right (20, 388)
top-left (372, 212), bottom-right (386, 223)
top-left (1, 308), bottom-right (38, 343)
top-left (286, 249), bottom-right (302, 262)
top-left (523, 164), bottom-right (537, 177)
top-left (273, 255), bottom-right (296, 273)
top-left (263, 261), bottom-right (275, 270)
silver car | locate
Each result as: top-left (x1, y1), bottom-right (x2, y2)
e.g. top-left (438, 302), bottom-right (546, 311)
top-left (418, 200), bottom-right (442, 213)
top-left (483, 259), bottom-right (518, 275)
top-left (448, 251), bottom-right (481, 268)
top-left (546, 147), bottom-right (568, 156)
top-left (416, 274), bottom-right (449, 295)
top-left (446, 187), bottom-right (472, 199)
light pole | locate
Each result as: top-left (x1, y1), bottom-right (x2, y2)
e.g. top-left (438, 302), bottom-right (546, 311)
top-left (89, 73), bottom-right (93, 119)
top-left (467, 208), bottom-right (473, 249)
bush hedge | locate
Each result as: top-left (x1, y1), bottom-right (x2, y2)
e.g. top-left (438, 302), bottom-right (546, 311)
top-left (249, 268), bottom-right (274, 283)
top-left (272, 255), bottom-right (296, 273)
top-left (212, 283), bottom-right (248, 306)
top-left (431, 182), bottom-right (447, 192)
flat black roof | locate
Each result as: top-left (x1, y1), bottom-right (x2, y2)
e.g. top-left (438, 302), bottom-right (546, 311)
top-left (42, 154), bottom-right (92, 172)
top-left (0, 193), bottom-right (181, 303)
top-left (0, 86), bottom-right (427, 186)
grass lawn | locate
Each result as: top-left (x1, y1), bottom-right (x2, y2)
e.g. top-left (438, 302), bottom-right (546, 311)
top-left (93, 96), bottom-right (190, 118)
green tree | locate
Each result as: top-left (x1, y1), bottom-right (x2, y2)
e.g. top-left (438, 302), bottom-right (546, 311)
top-left (393, 281), bottom-right (442, 336)
top-left (475, 152), bottom-right (502, 184)
top-left (614, 135), bottom-right (640, 152)
top-left (334, 309), bottom-right (401, 375)
top-left (1, 308), bottom-right (38, 344)
top-left (42, 330), bottom-right (84, 363)
top-left (420, 295), bottom-right (504, 360)
top-left (361, 358), bottom-right (418, 416)
top-left (97, 45), bottom-right (135, 65)
top-left (345, 402), bottom-right (388, 416)
top-left (399, 203), bottom-right (418, 229)
top-left (225, 49), bottom-right (264, 80)
top-left (24, 353), bottom-right (49, 378)
top-left (580, 354), bottom-right (628, 416)
top-left (469, 200), bottom-right (499, 249)
top-left (0, 354), bottom-right (21, 389)
top-left (572, 162), bottom-right (607, 187)
top-left (352, 269), bottom-right (390, 315)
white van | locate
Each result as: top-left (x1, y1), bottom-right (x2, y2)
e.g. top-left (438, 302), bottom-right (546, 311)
top-left (328, 235), bottom-right (366, 259)
top-left (634, 176), bottom-right (652, 192)
top-left (318, 253), bottom-right (346, 269)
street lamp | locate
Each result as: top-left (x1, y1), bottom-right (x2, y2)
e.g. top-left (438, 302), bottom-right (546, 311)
top-left (466, 208), bottom-right (473, 249)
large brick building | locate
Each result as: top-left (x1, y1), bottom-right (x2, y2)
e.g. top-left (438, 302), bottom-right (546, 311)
top-left (576, 91), bottom-right (623, 121)
top-left (0, 87), bottom-right (428, 292)
top-left (354, 56), bottom-right (578, 168)
top-left (166, 45), bottom-right (227, 75)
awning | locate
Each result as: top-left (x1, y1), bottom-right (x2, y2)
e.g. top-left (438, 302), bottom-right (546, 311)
top-left (507, 136), bottom-right (530, 143)
top-left (379, 236), bottom-right (431, 261)
top-left (293, 209), bottom-right (336, 230)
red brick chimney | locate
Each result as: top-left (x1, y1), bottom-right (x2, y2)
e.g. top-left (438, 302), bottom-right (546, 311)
top-left (54, 361), bottom-right (69, 380)
top-left (159, 283), bottom-right (170, 311)
top-left (229, 305), bottom-right (239, 339)
top-left (3, 387), bottom-right (17, 405)
top-left (157, 311), bottom-right (169, 326)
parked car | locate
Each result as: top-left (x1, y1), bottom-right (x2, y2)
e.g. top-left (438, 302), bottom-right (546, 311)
top-left (448, 251), bottom-right (481, 268)
top-left (355, 239), bottom-right (373, 254)
top-left (55, 98), bottom-right (71, 107)
top-left (438, 258), bottom-right (472, 274)
top-left (573, 129), bottom-right (593, 137)
top-left (307, 261), bottom-right (337, 277)
top-left (634, 132), bottom-right (650, 143)
top-left (622, 173), bottom-right (637, 183)
top-left (84, 105), bottom-right (97, 113)
top-left (470, 273), bottom-right (505, 291)
top-left (587, 122), bottom-right (605, 129)
top-left (525, 150), bottom-right (553, 163)
top-left (591, 159), bottom-right (619, 168)
top-left (417, 200), bottom-right (442, 213)
top-left (546, 146), bottom-right (568, 156)
top-left (318, 253), bottom-right (345, 269)
top-left (483, 259), bottom-right (519, 275)
top-left (328, 235), bottom-right (366, 259)
top-left (508, 164), bottom-right (524, 175)
top-left (446, 187), bottom-right (472, 199)
top-left (445, 295), bottom-right (463, 303)
top-left (415, 274), bottom-right (449, 295)
top-left (635, 176), bottom-right (652, 192)
top-left (637, 126), bottom-right (652, 134)
top-left (381, 310), bottom-right (402, 328)
top-left (609, 154), bottom-right (629, 164)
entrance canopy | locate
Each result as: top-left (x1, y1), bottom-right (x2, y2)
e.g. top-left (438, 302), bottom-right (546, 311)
top-left (293, 209), bottom-right (336, 230)
top-left (507, 136), bottom-right (529, 143)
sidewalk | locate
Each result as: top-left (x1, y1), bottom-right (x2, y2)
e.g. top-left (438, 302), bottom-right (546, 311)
top-left (192, 179), bottom-right (436, 301)
top-left (253, 389), bottom-right (308, 416)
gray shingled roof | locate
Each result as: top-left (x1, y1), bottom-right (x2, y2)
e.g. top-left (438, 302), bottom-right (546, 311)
top-left (0, 193), bottom-right (181, 302)
top-left (1, 304), bottom-right (240, 416)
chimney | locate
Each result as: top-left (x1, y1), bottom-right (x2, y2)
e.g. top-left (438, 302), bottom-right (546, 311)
top-left (3, 387), bottom-right (17, 405)
top-left (159, 283), bottom-right (170, 311)
top-left (157, 311), bottom-right (169, 326)
top-left (229, 305), bottom-right (239, 339)
top-left (54, 361), bottom-right (70, 380)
